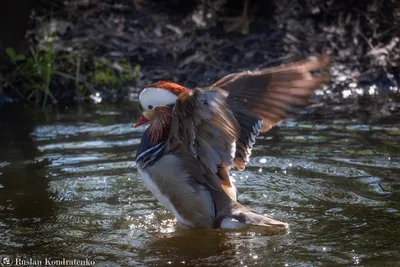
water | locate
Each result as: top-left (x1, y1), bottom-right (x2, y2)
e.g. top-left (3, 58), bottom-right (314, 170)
top-left (0, 104), bottom-right (399, 266)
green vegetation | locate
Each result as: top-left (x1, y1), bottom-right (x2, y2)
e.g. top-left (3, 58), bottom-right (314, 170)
top-left (93, 57), bottom-right (140, 87)
top-left (4, 43), bottom-right (140, 106)
top-left (3, 16), bottom-right (140, 107)
top-left (5, 41), bottom-right (59, 107)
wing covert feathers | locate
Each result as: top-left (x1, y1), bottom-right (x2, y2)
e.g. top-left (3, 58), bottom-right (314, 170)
top-left (211, 54), bottom-right (330, 132)
top-left (166, 54), bottom-right (330, 186)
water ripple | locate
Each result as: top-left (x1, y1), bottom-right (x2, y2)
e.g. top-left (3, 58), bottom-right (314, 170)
top-left (1, 106), bottom-right (399, 266)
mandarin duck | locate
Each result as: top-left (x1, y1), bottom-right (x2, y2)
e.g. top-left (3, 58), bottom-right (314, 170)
top-left (134, 55), bottom-right (330, 233)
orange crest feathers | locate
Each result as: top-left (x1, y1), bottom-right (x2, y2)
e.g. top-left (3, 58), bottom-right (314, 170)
top-left (150, 81), bottom-right (191, 96)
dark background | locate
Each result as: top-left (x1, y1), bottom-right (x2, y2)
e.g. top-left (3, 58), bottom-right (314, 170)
top-left (0, 0), bottom-right (399, 110)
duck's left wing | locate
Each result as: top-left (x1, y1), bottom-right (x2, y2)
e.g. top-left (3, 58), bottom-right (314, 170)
top-left (165, 89), bottom-right (239, 194)
top-left (165, 54), bottom-right (330, 193)
top-left (211, 54), bottom-right (330, 170)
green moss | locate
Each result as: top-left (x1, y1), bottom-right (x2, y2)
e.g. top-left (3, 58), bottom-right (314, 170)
top-left (92, 57), bottom-right (140, 87)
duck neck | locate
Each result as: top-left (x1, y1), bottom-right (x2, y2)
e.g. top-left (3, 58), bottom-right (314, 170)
top-left (136, 107), bottom-right (172, 166)
top-left (147, 106), bottom-right (172, 145)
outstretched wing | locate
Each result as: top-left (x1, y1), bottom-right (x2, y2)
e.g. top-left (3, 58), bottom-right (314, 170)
top-left (165, 55), bottom-right (330, 193)
top-left (211, 54), bottom-right (330, 170)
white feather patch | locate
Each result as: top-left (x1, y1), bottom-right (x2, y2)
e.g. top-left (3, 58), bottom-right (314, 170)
top-left (220, 217), bottom-right (246, 229)
top-left (139, 87), bottom-right (178, 110)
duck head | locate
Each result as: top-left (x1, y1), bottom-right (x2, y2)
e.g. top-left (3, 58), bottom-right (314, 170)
top-left (134, 81), bottom-right (190, 128)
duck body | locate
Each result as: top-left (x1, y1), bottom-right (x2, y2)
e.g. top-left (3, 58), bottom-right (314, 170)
top-left (134, 55), bottom-right (330, 233)
top-left (136, 121), bottom-right (214, 228)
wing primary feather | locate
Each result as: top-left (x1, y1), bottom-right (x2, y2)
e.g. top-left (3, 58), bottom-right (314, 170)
top-left (165, 55), bottom-right (329, 188)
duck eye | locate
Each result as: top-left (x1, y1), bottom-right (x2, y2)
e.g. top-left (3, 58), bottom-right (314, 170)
top-left (147, 105), bottom-right (154, 110)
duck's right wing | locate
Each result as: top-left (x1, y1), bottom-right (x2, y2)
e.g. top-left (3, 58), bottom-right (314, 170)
top-left (165, 88), bottom-right (239, 199)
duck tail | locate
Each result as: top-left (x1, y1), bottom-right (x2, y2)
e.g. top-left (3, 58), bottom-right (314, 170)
top-left (215, 201), bottom-right (289, 234)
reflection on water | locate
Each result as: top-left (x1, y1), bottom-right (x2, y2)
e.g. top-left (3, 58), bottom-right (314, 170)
top-left (0, 104), bottom-right (399, 266)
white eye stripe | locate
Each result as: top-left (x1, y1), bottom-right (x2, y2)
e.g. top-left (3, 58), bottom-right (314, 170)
top-left (139, 87), bottom-right (178, 110)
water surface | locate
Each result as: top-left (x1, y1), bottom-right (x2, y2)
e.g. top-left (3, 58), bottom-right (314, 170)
top-left (0, 104), bottom-right (399, 266)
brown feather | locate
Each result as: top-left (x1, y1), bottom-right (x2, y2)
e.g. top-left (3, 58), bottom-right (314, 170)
top-left (150, 81), bottom-right (192, 96)
top-left (162, 55), bottom-right (330, 200)
top-left (166, 89), bottom-right (239, 192)
top-left (148, 107), bottom-right (173, 145)
top-left (211, 54), bottom-right (330, 132)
